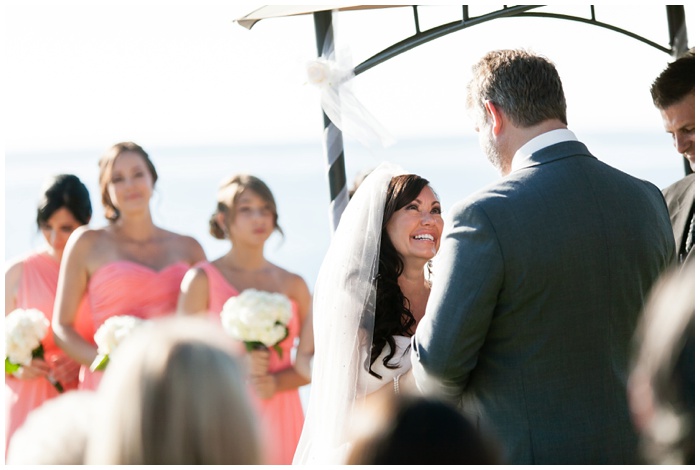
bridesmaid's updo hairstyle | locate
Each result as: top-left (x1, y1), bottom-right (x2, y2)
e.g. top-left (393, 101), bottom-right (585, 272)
top-left (36, 174), bottom-right (92, 228)
top-left (98, 142), bottom-right (158, 222)
top-left (209, 174), bottom-right (283, 240)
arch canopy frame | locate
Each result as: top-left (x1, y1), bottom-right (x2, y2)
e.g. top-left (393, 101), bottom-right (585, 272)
top-left (235, 5), bottom-right (691, 221)
top-left (236, 5), bottom-right (689, 74)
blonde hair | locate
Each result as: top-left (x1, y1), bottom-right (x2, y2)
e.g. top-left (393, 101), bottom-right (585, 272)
top-left (7, 390), bottom-right (97, 465)
top-left (209, 173), bottom-right (282, 239)
top-left (85, 317), bottom-right (261, 465)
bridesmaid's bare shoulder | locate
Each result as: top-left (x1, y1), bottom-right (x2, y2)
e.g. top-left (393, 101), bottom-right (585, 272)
top-left (159, 229), bottom-right (206, 264)
top-left (63, 226), bottom-right (119, 272)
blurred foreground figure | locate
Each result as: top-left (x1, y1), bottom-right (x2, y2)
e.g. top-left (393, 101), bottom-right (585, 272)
top-left (346, 393), bottom-right (502, 465)
top-left (84, 317), bottom-right (261, 465)
top-left (628, 262), bottom-right (695, 465)
top-left (7, 390), bottom-right (96, 465)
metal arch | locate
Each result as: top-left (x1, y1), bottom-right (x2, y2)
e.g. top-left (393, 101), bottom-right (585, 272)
top-left (355, 5), bottom-right (541, 75)
top-left (236, 4), bottom-right (691, 218)
top-left (354, 5), bottom-right (687, 76)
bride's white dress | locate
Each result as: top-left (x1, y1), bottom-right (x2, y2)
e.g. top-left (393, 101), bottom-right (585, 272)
top-left (293, 163), bottom-right (410, 465)
top-left (360, 335), bottom-right (412, 395)
top-left (293, 163), bottom-right (424, 464)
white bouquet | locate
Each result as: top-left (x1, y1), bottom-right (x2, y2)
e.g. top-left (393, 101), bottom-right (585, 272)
top-left (220, 289), bottom-right (292, 358)
top-left (5, 308), bottom-right (63, 392)
top-left (90, 315), bottom-right (145, 371)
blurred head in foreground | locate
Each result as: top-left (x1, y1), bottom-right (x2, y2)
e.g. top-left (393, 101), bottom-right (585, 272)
top-left (628, 262), bottom-right (695, 464)
top-left (346, 392), bottom-right (502, 465)
top-left (85, 316), bottom-right (261, 465)
top-left (7, 390), bottom-right (97, 465)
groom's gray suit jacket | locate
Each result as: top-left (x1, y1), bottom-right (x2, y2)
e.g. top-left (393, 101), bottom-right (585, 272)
top-left (662, 172), bottom-right (695, 263)
top-left (412, 141), bottom-right (675, 464)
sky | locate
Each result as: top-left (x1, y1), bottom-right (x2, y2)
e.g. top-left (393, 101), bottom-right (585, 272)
top-left (4, 2), bottom-right (696, 153)
top-left (3, 2), bottom-right (696, 273)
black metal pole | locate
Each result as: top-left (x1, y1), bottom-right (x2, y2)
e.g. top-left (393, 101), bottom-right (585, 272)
top-left (666, 5), bottom-right (688, 59)
top-left (313, 10), bottom-right (348, 231)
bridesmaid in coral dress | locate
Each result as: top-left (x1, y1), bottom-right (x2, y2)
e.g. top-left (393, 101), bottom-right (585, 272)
top-left (52, 142), bottom-right (206, 390)
top-left (5, 174), bottom-right (94, 455)
top-left (178, 174), bottom-right (312, 465)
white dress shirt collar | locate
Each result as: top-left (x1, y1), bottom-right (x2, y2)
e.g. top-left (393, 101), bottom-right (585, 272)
top-left (511, 129), bottom-right (578, 172)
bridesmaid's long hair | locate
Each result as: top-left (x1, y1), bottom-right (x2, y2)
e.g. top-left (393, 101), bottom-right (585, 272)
top-left (370, 174), bottom-right (431, 379)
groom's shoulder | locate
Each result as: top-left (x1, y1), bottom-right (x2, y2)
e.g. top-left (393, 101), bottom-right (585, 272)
top-left (662, 172), bottom-right (695, 197)
top-left (454, 177), bottom-right (515, 208)
top-left (447, 179), bottom-right (513, 221)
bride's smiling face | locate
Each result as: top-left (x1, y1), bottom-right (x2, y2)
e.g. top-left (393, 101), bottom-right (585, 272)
top-left (386, 185), bottom-right (443, 262)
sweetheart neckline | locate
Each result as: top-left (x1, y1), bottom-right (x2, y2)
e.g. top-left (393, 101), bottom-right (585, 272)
top-left (92, 259), bottom-right (189, 278)
top-left (197, 262), bottom-right (300, 308)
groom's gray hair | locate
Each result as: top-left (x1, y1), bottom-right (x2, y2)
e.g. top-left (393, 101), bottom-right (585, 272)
top-left (466, 49), bottom-right (568, 128)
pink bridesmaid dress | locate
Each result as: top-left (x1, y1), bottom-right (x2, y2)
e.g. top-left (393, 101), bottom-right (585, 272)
top-left (79, 260), bottom-right (189, 390)
top-left (5, 252), bottom-right (93, 454)
top-left (197, 261), bottom-right (305, 465)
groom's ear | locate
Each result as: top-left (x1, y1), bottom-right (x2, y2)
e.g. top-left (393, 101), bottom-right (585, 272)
top-left (484, 100), bottom-right (503, 136)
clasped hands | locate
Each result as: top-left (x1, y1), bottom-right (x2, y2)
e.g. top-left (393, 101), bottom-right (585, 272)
top-left (247, 348), bottom-right (277, 400)
top-left (8, 354), bottom-right (79, 389)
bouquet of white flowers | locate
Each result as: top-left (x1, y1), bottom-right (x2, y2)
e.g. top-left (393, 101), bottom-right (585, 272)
top-left (220, 289), bottom-right (292, 358)
top-left (5, 308), bottom-right (63, 392)
top-left (90, 315), bottom-right (145, 371)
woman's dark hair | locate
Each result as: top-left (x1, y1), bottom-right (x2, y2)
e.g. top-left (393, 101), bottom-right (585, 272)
top-left (36, 174), bottom-right (92, 228)
top-left (370, 174), bottom-right (431, 379)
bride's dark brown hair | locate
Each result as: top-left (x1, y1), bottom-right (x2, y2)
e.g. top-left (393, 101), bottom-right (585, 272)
top-left (370, 174), bottom-right (432, 379)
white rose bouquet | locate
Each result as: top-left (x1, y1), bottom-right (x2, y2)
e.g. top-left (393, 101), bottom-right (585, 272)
top-left (5, 308), bottom-right (63, 392)
top-left (90, 315), bottom-right (145, 371)
top-left (220, 289), bottom-right (293, 359)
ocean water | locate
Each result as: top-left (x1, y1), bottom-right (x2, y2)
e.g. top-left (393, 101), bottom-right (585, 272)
top-left (4, 132), bottom-right (684, 411)
top-left (4, 131), bottom-right (685, 290)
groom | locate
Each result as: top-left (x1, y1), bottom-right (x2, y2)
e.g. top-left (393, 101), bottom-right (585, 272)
top-left (410, 49), bottom-right (675, 464)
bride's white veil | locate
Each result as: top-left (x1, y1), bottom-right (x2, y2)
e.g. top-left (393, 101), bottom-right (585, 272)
top-left (293, 162), bottom-right (405, 464)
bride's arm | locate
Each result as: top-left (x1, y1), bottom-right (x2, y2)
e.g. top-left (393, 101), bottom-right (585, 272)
top-left (398, 368), bottom-right (419, 394)
top-left (370, 368), bottom-right (419, 397)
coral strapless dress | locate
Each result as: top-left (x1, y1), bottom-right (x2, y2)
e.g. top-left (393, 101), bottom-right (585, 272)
top-left (79, 260), bottom-right (189, 390)
top-left (196, 261), bottom-right (305, 465)
top-left (5, 252), bottom-right (93, 455)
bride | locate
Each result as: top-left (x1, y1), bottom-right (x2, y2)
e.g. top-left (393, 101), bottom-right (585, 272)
top-left (293, 162), bottom-right (444, 464)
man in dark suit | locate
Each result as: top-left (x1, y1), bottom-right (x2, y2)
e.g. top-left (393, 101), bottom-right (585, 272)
top-left (651, 49), bottom-right (695, 264)
top-left (411, 49), bottom-right (675, 464)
